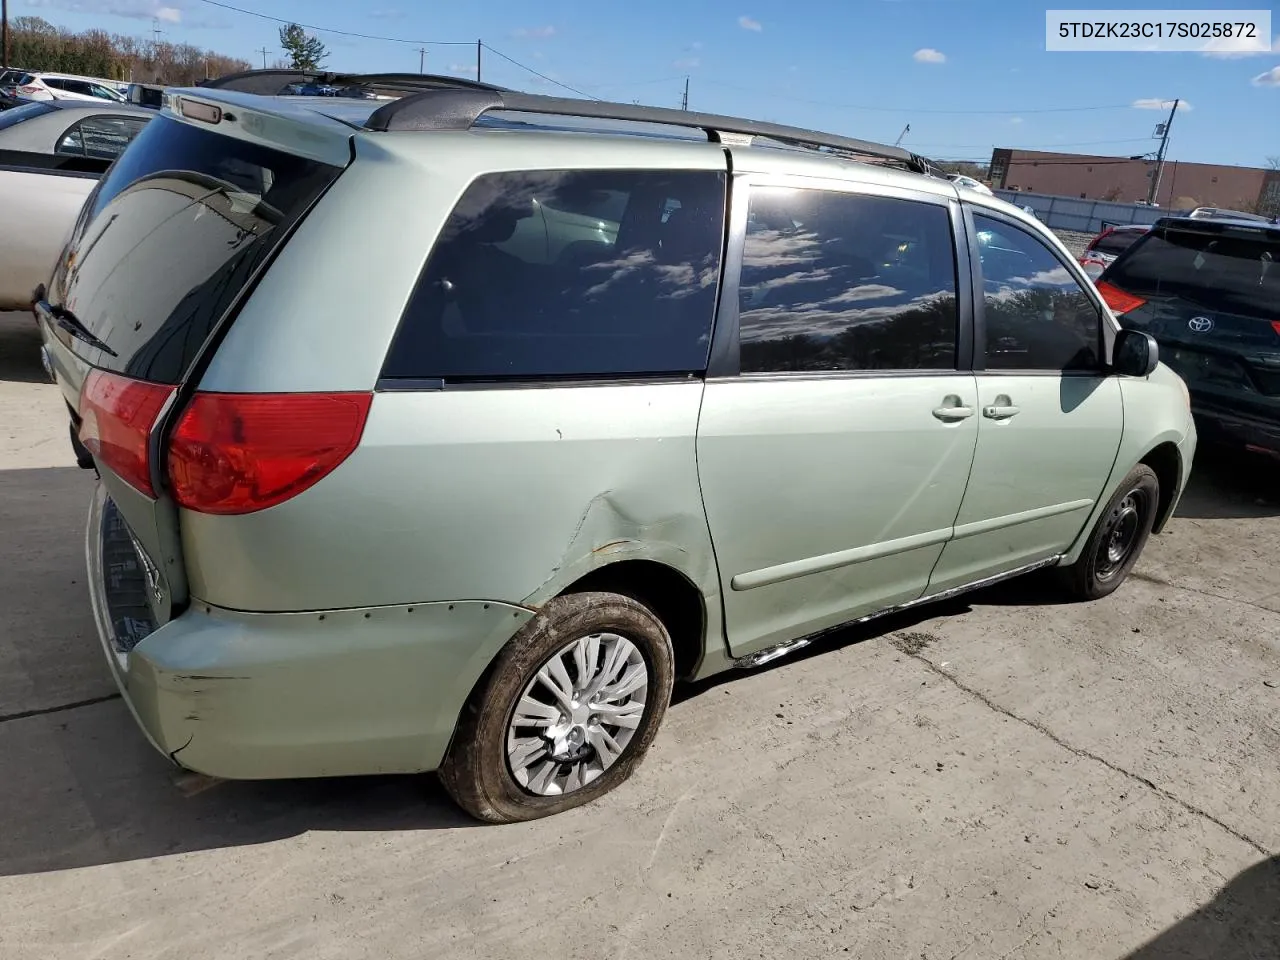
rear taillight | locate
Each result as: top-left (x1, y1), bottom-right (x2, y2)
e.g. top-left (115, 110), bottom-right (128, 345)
top-left (1271, 321), bottom-right (1280, 337)
top-left (1095, 280), bottom-right (1147, 316)
top-left (78, 370), bottom-right (176, 498)
top-left (18, 85), bottom-right (40, 94)
top-left (167, 392), bottom-right (373, 515)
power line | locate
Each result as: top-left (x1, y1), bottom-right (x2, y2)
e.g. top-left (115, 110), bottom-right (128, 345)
top-left (695, 78), bottom-right (1135, 115)
top-left (908, 137), bottom-right (1154, 150)
top-left (191, 0), bottom-right (473, 44)
top-left (190, 0), bottom-right (597, 100)
top-left (480, 43), bottom-right (599, 100)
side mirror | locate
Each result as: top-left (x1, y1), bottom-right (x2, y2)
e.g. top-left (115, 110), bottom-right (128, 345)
top-left (1113, 328), bottom-right (1159, 377)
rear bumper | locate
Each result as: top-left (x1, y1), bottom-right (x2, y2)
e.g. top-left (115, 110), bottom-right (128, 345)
top-left (1191, 400), bottom-right (1280, 455)
top-left (86, 487), bottom-right (534, 779)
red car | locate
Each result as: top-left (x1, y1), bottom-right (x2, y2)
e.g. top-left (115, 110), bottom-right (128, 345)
top-left (1079, 224), bottom-right (1150, 279)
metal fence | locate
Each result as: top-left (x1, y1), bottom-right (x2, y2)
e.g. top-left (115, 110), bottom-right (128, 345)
top-left (992, 190), bottom-right (1187, 235)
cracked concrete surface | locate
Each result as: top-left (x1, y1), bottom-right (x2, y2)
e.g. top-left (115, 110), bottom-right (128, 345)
top-left (2, 311), bottom-right (1279, 959)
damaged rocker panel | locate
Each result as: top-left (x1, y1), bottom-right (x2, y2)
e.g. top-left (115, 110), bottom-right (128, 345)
top-left (734, 554), bottom-right (1063, 669)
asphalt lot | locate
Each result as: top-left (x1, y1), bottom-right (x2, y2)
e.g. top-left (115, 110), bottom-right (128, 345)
top-left (2, 310), bottom-right (1278, 959)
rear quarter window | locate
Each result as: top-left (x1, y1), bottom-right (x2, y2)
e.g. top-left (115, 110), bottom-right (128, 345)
top-left (382, 169), bottom-right (727, 382)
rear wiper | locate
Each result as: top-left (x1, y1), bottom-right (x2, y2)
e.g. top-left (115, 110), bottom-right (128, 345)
top-left (34, 299), bottom-right (118, 357)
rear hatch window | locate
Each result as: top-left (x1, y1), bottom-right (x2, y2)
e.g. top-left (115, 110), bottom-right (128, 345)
top-left (1105, 225), bottom-right (1280, 320)
top-left (49, 112), bottom-right (343, 384)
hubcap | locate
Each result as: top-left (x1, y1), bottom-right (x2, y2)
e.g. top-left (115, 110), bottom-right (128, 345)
top-left (506, 632), bottom-right (649, 796)
top-left (1096, 488), bottom-right (1146, 581)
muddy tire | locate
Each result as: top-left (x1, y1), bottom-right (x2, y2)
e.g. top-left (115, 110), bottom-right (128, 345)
top-left (439, 591), bottom-right (674, 823)
top-left (1059, 463), bottom-right (1159, 601)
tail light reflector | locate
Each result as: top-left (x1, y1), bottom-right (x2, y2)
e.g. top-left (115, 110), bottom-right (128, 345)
top-left (168, 392), bottom-right (373, 515)
top-left (1271, 321), bottom-right (1280, 337)
top-left (1095, 280), bottom-right (1147, 316)
top-left (78, 370), bottom-right (176, 498)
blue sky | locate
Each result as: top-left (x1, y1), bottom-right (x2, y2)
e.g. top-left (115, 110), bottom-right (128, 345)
top-left (12, 0), bottom-right (1280, 167)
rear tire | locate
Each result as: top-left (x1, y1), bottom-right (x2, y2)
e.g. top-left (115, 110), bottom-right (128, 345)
top-left (1059, 464), bottom-right (1159, 601)
top-left (439, 591), bottom-right (674, 823)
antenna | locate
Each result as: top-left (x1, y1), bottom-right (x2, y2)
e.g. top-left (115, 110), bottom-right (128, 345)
top-left (893, 123), bottom-right (910, 147)
top-left (681, 76), bottom-right (689, 111)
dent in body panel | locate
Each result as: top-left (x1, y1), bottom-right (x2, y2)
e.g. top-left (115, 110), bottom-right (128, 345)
top-left (180, 383), bottom-right (720, 616)
top-left (521, 486), bottom-right (713, 608)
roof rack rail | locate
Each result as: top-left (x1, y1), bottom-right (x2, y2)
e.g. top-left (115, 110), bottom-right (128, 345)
top-left (364, 89), bottom-right (937, 175)
top-left (198, 69), bottom-right (507, 97)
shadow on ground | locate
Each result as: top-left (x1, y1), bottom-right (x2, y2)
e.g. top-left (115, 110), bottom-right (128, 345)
top-left (1173, 443), bottom-right (1280, 520)
top-left (0, 310), bottom-right (48, 384)
top-left (1122, 856), bottom-right (1280, 959)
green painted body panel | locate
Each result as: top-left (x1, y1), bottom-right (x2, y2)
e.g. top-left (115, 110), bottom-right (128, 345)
top-left (926, 374), bottom-right (1124, 592)
top-left (696, 375), bottom-right (979, 658)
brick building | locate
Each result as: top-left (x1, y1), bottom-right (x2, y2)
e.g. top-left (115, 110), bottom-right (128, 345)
top-left (989, 148), bottom-right (1280, 214)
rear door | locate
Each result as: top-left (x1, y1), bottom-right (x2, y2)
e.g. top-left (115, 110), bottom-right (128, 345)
top-left (926, 209), bottom-right (1122, 593)
top-left (37, 103), bottom-right (346, 624)
top-left (697, 173), bottom-right (979, 658)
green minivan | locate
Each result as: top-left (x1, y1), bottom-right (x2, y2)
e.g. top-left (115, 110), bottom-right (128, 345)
top-left (37, 76), bottom-right (1196, 822)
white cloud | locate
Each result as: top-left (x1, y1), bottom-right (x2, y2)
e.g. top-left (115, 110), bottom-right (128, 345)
top-left (447, 63), bottom-right (474, 75)
top-left (738, 15), bottom-right (762, 32)
top-left (21, 0), bottom-right (192, 23)
top-left (1202, 34), bottom-right (1278, 58)
top-left (513, 25), bottom-right (556, 38)
top-left (1253, 66), bottom-right (1280, 86)
top-left (673, 57), bottom-right (701, 70)
top-left (1010, 116), bottom-right (1023, 124)
top-left (913, 48), bottom-right (946, 64)
top-left (1132, 98), bottom-right (1193, 111)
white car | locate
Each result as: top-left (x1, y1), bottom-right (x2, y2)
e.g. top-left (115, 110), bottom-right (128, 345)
top-left (6, 72), bottom-right (127, 103)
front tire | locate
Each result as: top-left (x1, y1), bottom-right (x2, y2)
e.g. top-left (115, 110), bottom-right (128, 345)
top-left (439, 591), bottom-right (675, 823)
top-left (1060, 463), bottom-right (1159, 601)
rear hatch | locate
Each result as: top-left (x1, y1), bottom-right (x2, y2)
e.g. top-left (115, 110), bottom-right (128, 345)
top-left (1097, 220), bottom-right (1280, 415)
top-left (37, 94), bottom-right (349, 633)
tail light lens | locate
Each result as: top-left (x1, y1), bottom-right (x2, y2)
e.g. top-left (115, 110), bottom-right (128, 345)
top-left (1095, 280), bottom-right (1147, 316)
top-left (78, 370), bottom-right (176, 498)
top-left (1271, 321), bottom-right (1280, 337)
top-left (18, 85), bottom-right (41, 94)
top-left (168, 392), bottom-right (373, 515)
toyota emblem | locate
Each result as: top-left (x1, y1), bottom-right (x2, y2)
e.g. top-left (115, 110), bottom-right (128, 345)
top-left (1188, 316), bottom-right (1214, 333)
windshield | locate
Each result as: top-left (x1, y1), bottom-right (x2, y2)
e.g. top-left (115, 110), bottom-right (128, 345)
top-left (1106, 226), bottom-right (1280, 318)
top-left (0, 100), bottom-right (57, 130)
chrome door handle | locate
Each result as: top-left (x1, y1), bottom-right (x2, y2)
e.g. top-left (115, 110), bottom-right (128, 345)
top-left (932, 398), bottom-right (975, 422)
top-left (983, 404), bottom-right (1021, 420)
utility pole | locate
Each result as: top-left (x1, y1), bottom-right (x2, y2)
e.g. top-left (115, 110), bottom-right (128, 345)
top-left (151, 17), bottom-right (164, 51)
top-left (418, 46), bottom-right (426, 74)
top-left (681, 76), bottom-right (689, 111)
top-left (256, 46), bottom-right (270, 69)
top-left (476, 39), bottom-right (482, 82)
top-left (893, 123), bottom-right (910, 147)
top-left (2, 0), bottom-right (9, 70)
top-left (1146, 98), bottom-right (1179, 206)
